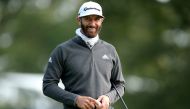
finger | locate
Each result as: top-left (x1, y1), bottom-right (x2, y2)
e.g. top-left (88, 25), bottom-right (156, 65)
top-left (97, 96), bottom-right (103, 102)
top-left (101, 99), bottom-right (109, 109)
top-left (93, 100), bottom-right (102, 108)
top-left (88, 97), bottom-right (99, 105)
top-left (87, 97), bottom-right (102, 109)
top-left (85, 103), bottom-right (92, 109)
top-left (87, 101), bottom-right (95, 109)
top-left (88, 97), bottom-right (97, 102)
top-left (95, 100), bottom-right (102, 106)
top-left (86, 98), bottom-right (95, 109)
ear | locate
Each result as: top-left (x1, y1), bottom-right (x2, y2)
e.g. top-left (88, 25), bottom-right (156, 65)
top-left (76, 17), bottom-right (81, 25)
top-left (101, 17), bottom-right (104, 23)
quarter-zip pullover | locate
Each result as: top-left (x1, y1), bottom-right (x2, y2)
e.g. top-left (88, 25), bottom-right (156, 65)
top-left (43, 36), bottom-right (125, 109)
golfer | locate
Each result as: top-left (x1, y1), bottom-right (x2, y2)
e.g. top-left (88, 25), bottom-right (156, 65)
top-left (42, 1), bottom-right (126, 109)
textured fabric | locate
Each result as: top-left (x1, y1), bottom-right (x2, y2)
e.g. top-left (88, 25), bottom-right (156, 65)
top-left (42, 36), bottom-right (125, 109)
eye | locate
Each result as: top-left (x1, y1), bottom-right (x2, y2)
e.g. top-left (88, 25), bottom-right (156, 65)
top-left (95, 17), bottom-right (101, 21)
top-left (83, 17), bottom-right (91, 21)
top-left (82, 16), bottom-right (103, 22)
top-left (96, 16), bottom-right (104, 21)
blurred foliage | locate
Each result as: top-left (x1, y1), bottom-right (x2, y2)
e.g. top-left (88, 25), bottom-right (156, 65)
top-left (0, 0), bottom-right (190, 109)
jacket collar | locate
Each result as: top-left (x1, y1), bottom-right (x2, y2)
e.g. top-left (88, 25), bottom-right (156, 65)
top-left (75, 28), bottom-right (99, 49)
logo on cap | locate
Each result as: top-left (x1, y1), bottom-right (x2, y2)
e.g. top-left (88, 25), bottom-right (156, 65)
top-left (84, 7), bottom-right (100, 11)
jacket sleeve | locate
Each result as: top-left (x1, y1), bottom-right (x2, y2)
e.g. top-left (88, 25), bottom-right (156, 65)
top-left (42, 46), bottom-right (78, 107)
top-left (105, 48), bottom-right (126, 104)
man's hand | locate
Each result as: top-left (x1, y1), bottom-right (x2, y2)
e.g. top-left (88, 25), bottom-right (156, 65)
top-left (76, 95), bottom-right (101, 109)
top-left (96, 95), bottom-right (110, 109)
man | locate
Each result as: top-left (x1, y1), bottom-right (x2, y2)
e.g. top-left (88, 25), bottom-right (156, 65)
top-left (42, 1), bottom-right (125, 109)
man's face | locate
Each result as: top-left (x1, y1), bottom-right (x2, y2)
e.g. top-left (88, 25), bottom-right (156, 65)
top-left (78, 15), bottom-right (104, 38)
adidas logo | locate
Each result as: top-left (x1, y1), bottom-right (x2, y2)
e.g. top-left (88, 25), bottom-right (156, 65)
top-left (48, 57), bottom-right (52, 63)
top-left (102, 54), bottom-right (109, 60)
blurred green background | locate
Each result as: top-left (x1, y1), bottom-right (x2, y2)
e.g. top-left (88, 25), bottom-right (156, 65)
top-left (0, 0), bottom-right (190, 109)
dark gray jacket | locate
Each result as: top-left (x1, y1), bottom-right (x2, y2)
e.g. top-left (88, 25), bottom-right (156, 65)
top-left (43, 36), bottom-right (125, 109)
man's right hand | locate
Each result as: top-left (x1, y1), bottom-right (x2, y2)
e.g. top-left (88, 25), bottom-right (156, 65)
top-left (76, 95), bottom-right (101, 109)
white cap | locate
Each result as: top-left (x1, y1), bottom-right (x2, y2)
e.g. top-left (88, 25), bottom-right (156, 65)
top-left (78, 1), bottom-right (104, 18)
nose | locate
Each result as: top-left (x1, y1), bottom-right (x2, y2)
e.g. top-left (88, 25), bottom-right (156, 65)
top-left (88, 19), bottom-right (96, 27)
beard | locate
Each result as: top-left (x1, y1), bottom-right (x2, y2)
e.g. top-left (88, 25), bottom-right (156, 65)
top-left (80, 21), bottom-right (102, 38)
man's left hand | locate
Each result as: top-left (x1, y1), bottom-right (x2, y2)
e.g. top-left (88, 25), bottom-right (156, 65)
top-left (96, 95), bottom-right (110, 109)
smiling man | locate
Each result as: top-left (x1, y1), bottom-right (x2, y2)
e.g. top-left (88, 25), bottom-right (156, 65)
top-left (42, 1), bottom-right (126, 109)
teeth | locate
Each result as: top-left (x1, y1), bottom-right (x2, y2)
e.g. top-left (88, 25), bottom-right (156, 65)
top-left (87, 28), bottom-right (95, 31)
